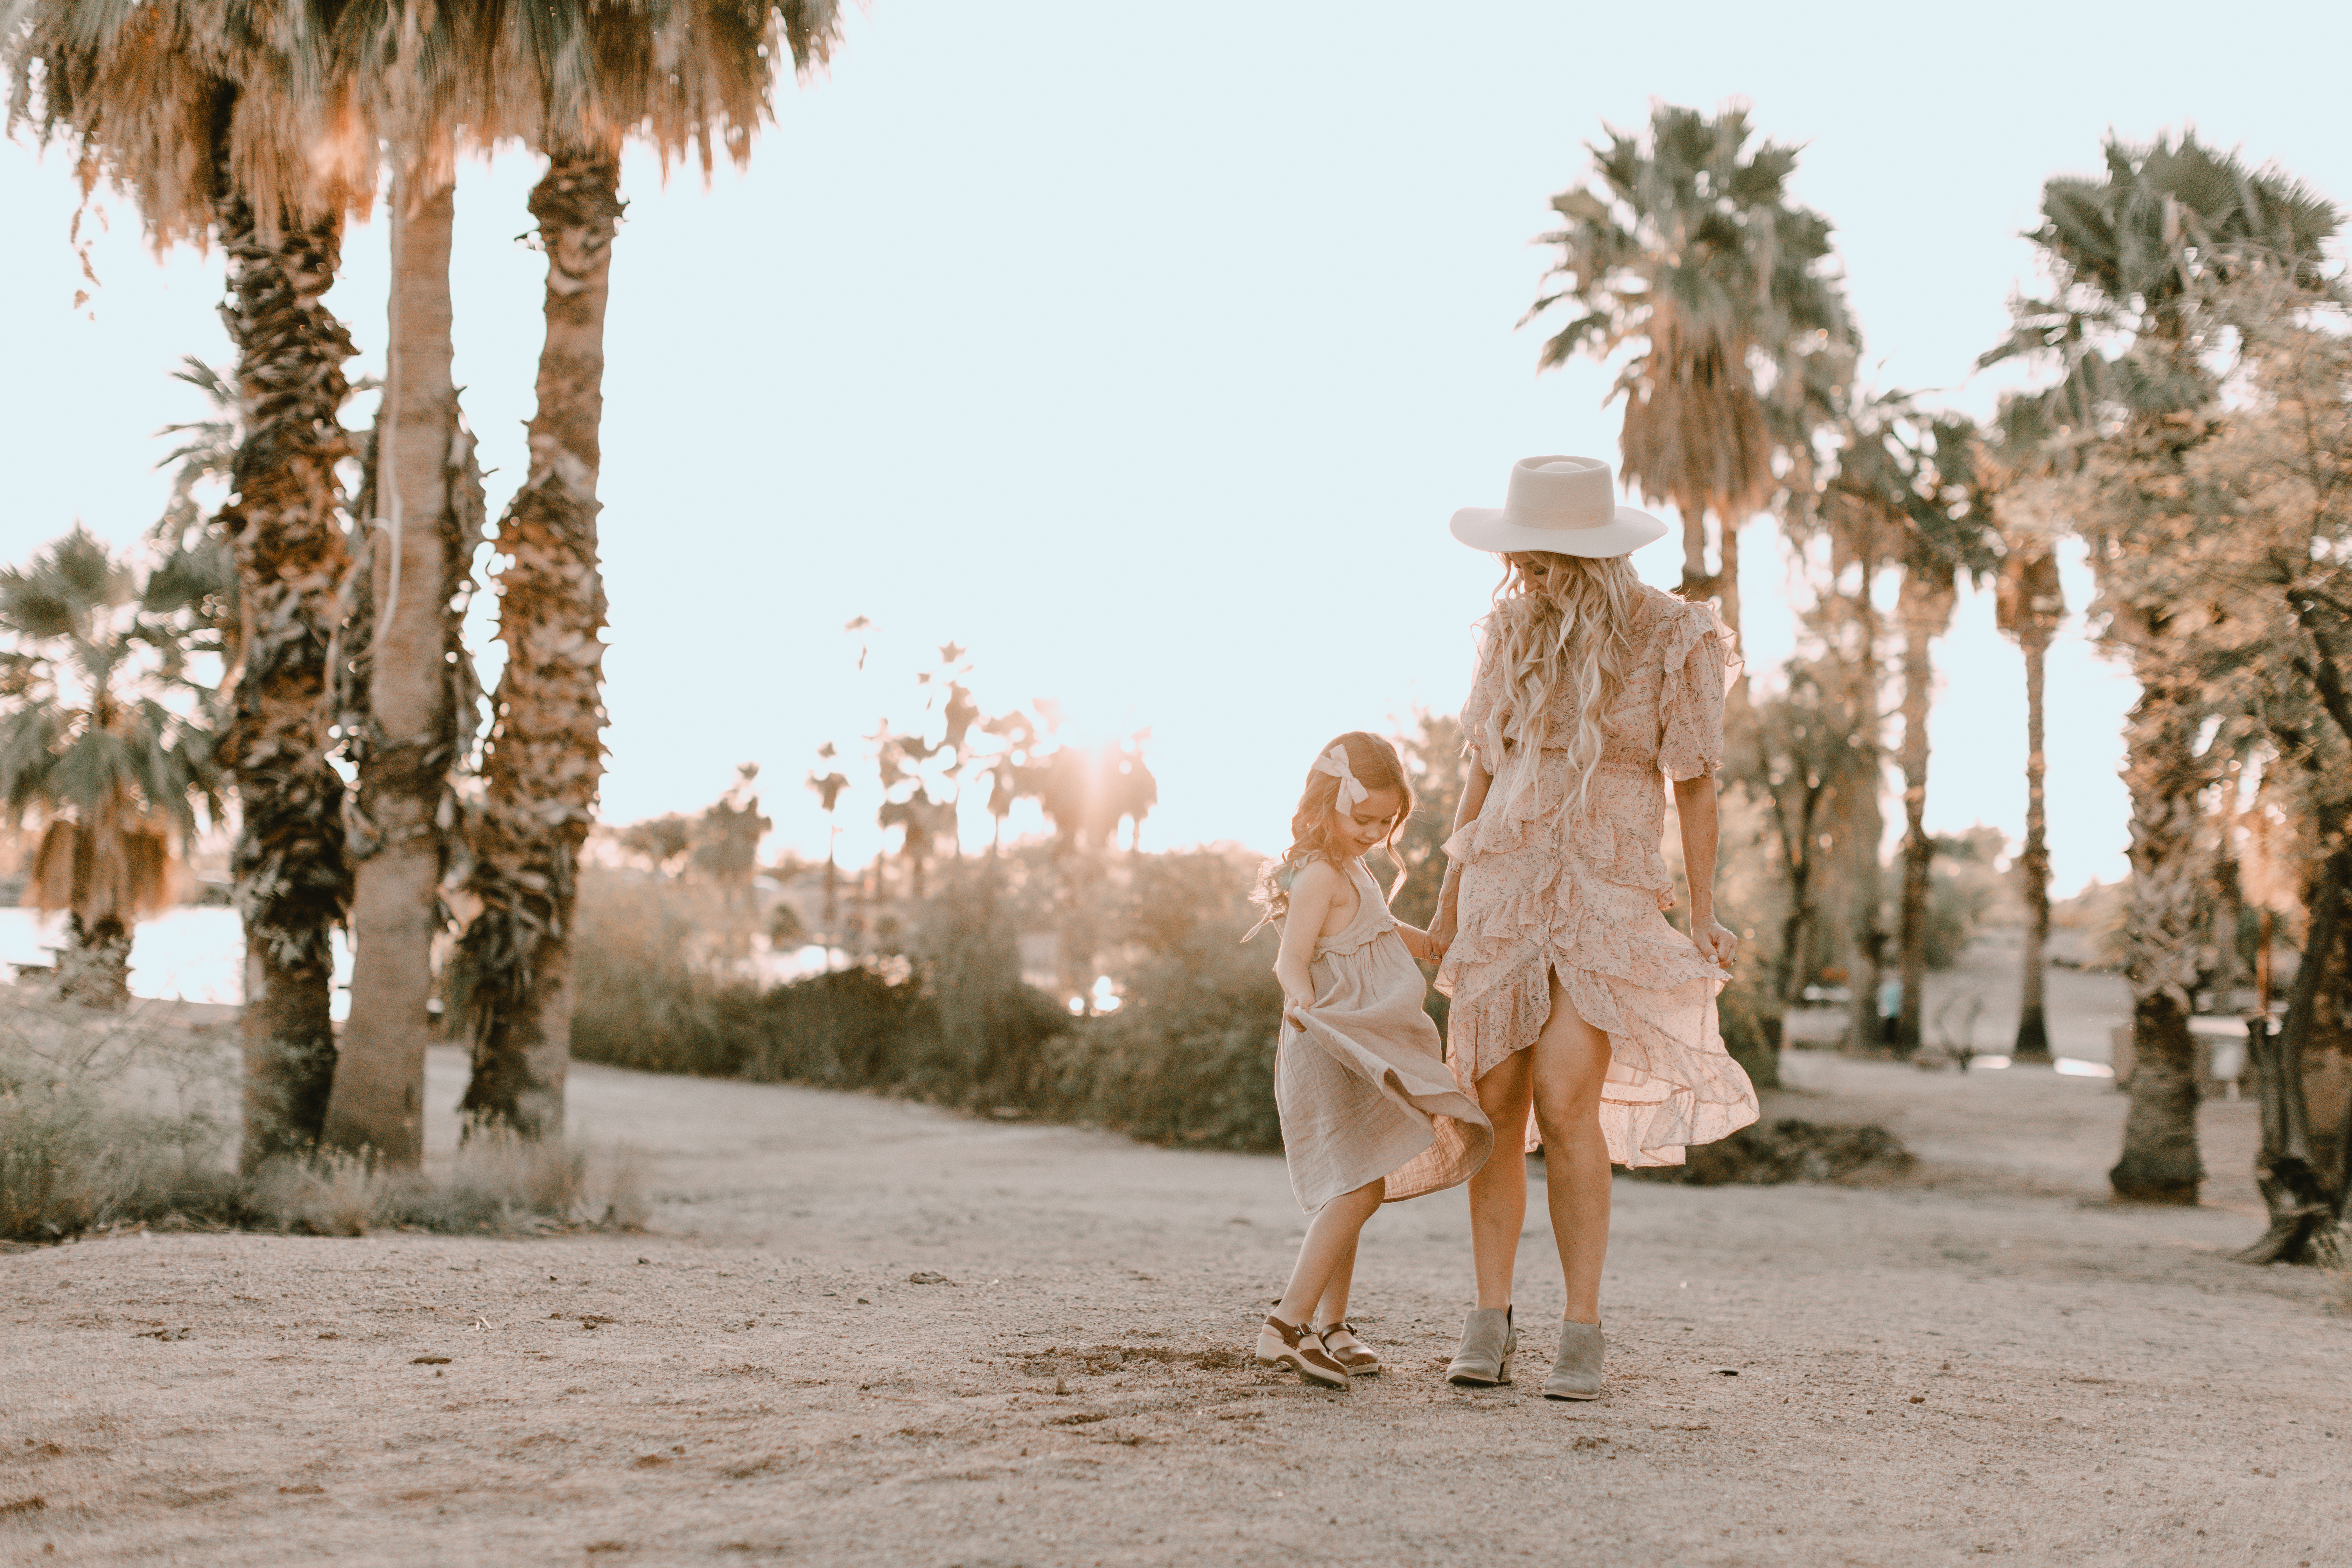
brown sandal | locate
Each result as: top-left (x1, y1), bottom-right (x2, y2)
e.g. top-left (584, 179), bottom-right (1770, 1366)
top-left (1253, 1314), bottom-right (1349, 1389)
top-left (1313, 1321), bottom-right (1381, 1376)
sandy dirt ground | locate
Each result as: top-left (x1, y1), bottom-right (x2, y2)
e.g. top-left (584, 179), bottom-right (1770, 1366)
top-left (5, 1040), bottom-right (2349, 1568)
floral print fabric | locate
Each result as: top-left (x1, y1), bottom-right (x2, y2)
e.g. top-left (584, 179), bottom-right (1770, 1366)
top-left (1436, 585), bottom-right (1759, 1167)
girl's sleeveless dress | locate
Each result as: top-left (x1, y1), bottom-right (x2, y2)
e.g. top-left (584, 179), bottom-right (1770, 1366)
top-left (1274, 859), bottom-right (1494, 1212)
top-left (1436, 584), bottom-right (1760, 1168)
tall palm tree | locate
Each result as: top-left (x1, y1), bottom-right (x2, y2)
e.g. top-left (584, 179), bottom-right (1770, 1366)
top-left (312, 0), bottom-right (500, 1163)
top-left (807, 744), bottom-right (849, 935)
top-left (1983, 131), bottom-right (2340, 1202)
top-left (1527, 102), bottom-right (1855, 642)
top-left (1889, 414), bottom-right (1995, 1058)
top-left (0, 529), bottom-right (225, 1008)
top-left (1988, 463), bottom-right (2066, 1064)
top-left (1803, 396), bottom-right (1996, 1055)
top-left (446, 0), bottom-right (844, 1137)
top-left (6, 1), bottom-right (373, 1162)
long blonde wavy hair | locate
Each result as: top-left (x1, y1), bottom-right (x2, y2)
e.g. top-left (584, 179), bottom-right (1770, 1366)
top-left (1477, 551), bottom-right (1644, 821)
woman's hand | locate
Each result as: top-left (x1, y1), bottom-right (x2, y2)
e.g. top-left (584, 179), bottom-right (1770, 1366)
top-left (1691, 915), bottom-right (1738, 971)
top-left (1428, 908), bottom-right (1457, 963)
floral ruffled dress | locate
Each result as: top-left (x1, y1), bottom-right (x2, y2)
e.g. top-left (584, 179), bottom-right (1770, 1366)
top-left (1435, 585), bottom-right (1759, 1168)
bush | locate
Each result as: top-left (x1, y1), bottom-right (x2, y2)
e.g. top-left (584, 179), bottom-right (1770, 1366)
top-left (736, 966), bottom-right (939, 1089)
top-left (0, 990), bottom-right (645, 1243)
top-left (568, 872), bottom-right (752, 1076)
top-left (1627, 1118), bottom-right (1913, 1186)
top-left (0, 994), bottom-right (237, 1241)
top-left (240, 1134), bottom-right (648, 1237)
top-left (1066, 848), bottom-right (1284, 1149)
top-left (567, 850), bottom-right (1290, 1150)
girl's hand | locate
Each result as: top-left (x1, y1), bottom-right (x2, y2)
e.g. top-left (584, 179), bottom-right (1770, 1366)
top-left (1428, 909), bottom-right (1457, 962)
top-left (1692, 916), bottom-right (1737, 971)
top-left (1283, 994), bottom-right (1313, 1030)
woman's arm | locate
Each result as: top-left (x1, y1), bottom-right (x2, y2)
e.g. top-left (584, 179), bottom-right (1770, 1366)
top-left (1671, 772), bottom-right (1737, 968)
top-left (1426, 760), bottom-right (1493, 958)
top-left (1273, 861), bottom-right (1342, 1028)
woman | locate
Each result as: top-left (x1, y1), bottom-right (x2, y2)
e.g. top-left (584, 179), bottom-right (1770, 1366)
top-left (1428, 455), bottom-right (1759, 1400)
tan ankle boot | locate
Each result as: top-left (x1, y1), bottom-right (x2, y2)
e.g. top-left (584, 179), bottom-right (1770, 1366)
top-left (1543, 1319), bottom-right (1604, 1400)
top-left (1447, 1305), bottom-right (1514, 1386)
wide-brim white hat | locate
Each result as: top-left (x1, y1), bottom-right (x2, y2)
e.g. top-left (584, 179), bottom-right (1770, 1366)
top-left (1449, 455), bottom-right (1668, 558)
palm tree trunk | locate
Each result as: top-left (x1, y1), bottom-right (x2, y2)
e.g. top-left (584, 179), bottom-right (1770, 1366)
top-left (1716, 515), bottom-right (1744, 651)
top-left (211, 174), bottom-right (358, 1168)
top-left (322, 172), bottom-right (463, 1167)
top-left (1842, 566), bottom-right (1888, 1056)
top-left (2013, 630), bottom-right (2053, 1061)
top-left (2108, 683), bottom-right (2212, 1203)
top-left (452, 147), bottom-right (622, 1137)
top-left (2236, 832), bottom-right (2350, 1264)
top-left (1893, 573), bottom-right (1952, 1058)
top-left (57, 913), bottom-right (132, 1010)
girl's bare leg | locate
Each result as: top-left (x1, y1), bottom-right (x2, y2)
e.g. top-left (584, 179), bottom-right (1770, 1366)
top-left (1466, 1049), bottom-right (1534, 1310)
top-left (1527, 968), bottom-right (1614, 1323)
top-left (1312, 1236), bottom-right (1358, 1326)
top-left (1274, 1179), bottom-right (1383, 1325)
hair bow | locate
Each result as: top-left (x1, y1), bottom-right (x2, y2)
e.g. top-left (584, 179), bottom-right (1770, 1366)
top-left (1313, 744), bottom-right (1368, 809)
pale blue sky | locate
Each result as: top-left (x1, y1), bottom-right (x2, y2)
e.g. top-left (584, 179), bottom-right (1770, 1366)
top-left (6, 0), bottom-right (2347, 894)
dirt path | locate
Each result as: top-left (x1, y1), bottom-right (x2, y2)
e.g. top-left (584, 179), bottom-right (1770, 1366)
top-left (5, 1046), bottom-right (2348, 1567)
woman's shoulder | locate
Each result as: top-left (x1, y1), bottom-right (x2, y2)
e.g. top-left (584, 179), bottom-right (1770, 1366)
top-left (1635, 586), bottom-right (1722, 644)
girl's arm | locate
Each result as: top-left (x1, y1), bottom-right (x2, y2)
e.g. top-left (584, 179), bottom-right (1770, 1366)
top-left (1273, 861), bottom-right (1342, 1028)
top-left (1393, 918), bottom-right (1436, 962)
top-left (1671, 772), bottom-right (1737, 967)
top-left (1426, 761), bottom-right (1493, 957)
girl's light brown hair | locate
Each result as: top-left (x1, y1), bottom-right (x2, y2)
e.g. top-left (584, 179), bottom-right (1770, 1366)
top-left (1248, 732), bottom-right (1414, 929)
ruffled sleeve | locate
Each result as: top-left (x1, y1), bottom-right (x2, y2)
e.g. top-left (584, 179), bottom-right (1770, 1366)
top-left (1459, 625), bottom-right (1505, 776)
top-left (1656, 598), bottom-right (1737, 781)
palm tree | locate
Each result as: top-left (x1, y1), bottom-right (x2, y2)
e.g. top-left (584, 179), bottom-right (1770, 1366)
top-left (807, 744), bottom-right (849, 935)
top-left (0, 529), bottom-right (225, 1008)
top-left (1801, 396), bottom-right (1996, 1055)
top-left (1889, 414), bottom-right (1995, 1059)
top-left (1983, 131), bottom-right (2339, 1201)
top-left (1526, 102), bottom-right (1855, 642)
top-left (447, 0), bottom-right (845, 1137)
top-left (1750, 658), bottom-right (1878, 1009)
top-left (306, 0), bottom-right (503, 1163)
top-left (1988, 463), bottom-right (2067, 1064)
top-left (6, 2), bottom-right (369, 1162)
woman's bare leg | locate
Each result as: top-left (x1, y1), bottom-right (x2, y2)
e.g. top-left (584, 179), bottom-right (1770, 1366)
top-left (1528, 968), bottom-right (1614, 1323)
top-left (1466, 1049), bottom-right (1534, 1310)
top-left (1274, 1178), bottom-right (1383, 1325)
top-left (1312, 1236), bottom-right (1358, 1326)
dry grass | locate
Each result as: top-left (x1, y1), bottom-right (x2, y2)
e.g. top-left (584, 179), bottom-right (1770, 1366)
top-left (0, 987), bottom-right (644, 1244)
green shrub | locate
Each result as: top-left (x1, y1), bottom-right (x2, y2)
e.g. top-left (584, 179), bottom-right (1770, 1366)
top-left (0, 996), bottom-right (237, 1241)
top-left (0, 993), bottom-right (644, 1243)
top-left (735, 966), bottom-right (938, 1089)
top-left (568, 872), bottom-right (750, 1077)
top-left (1066, 848), bottom-right (1284, 1150)
top-left (1055, 1020), bottom-right (1279, 1149)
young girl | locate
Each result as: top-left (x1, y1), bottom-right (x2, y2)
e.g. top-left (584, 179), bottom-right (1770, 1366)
top-left (1246, 732), bottom-right (1493, 1388)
